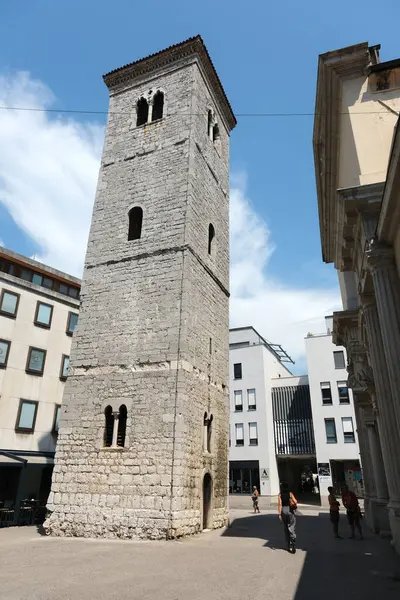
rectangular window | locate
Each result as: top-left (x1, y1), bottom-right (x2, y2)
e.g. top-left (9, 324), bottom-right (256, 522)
top-left (320, 382), bottom-right (332, 405)
top-left (333, 351), bottom-right (346, 369)
top-left (0, 289), bottom-right (20, 318)
top-left (325, 418), bottom-right (337, 444)
top-left (34, 301), bottom-right (53, 328)
top-left (60, 355), bottom-right (70, 380)
top-left (59, 283), bottom-right (68, 295)
top-left (247, 388), bottom-right (256, 411)
top-left (15, 400), bottom-right (38, 433)
top-left (20, 268), bottom-right (32, 282)
top-left (337, 381), bottom-right (350, 404)
top-left (233, 363), bottom-right (242, 379)
top-left (235, 423), bottom-right (244, 446)
top-left (66, 312), bottom-right (78, 336)
top-left (32, 273), bottom-right (43, 286)
top-left (342, 417), bottom-right (355, 443)
top-left (53, 405), bottom-right (61, 433)
top-left (249, 422), bottom-right (258, 446)
top-left (234, 390), bottom-right (243, 412)
top-left (68, 286), bottom-right (79, 299)
top-left (42, 276), bottom-right (53, 289)
top-left (26, 347), bottom-right (46, 376)
top-left (0, 339), bottom-right (11, 368)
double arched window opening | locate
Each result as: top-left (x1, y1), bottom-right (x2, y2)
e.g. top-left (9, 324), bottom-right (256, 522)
top-left (136, 91), bottom-right (164, 127)
top-left (203, 412), bottom-right (213, 453)
top-left (104, 405), bottom-right (127, 448)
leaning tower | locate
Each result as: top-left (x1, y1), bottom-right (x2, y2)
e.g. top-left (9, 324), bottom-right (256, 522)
top-left (45, 36), bottom-right (236, 539)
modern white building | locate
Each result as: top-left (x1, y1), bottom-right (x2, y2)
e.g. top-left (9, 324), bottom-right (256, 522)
top-left (0, 247), bottom-right (80, 523)
top-left (228, 327), bottom-right (316, 501)
top-left (305, 316), bottom-right (362, 506)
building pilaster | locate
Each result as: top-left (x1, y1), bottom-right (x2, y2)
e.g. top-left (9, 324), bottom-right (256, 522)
top-left (362, 288), bottom-right (400, 550)
top-left (366, 242), bottom-right (400, 433)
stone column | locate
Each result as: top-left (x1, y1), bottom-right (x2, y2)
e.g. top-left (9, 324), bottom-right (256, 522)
top-left (362, 289), bottom-right (400, 550)
top-left (112, 412), bottom-right (120, 447)
top-left (364, 413), bottom-right (390, 532)
top-left (353, 401), bottom-right (378, 531)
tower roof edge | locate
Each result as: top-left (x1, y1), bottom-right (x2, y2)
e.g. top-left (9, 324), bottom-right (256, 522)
top-left (103, 35), bottom-right (236, 131)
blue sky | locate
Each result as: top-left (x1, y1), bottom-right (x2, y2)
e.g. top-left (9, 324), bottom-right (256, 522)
top-left (1, 0), bottom-right (399, 370)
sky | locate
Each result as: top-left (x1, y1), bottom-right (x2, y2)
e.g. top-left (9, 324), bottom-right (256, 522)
top-left (1, 0), bottom-right (399, 373)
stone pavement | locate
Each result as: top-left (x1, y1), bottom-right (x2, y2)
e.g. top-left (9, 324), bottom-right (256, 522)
top-left (1, 508), bottom-right (399, 600)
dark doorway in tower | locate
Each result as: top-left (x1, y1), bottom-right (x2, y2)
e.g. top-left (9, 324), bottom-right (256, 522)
top-left (202, 473), bottom-right (213, 530)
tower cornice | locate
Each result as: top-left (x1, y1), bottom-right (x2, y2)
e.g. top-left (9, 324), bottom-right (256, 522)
top-left (103, 35), bottom-right (237, 131)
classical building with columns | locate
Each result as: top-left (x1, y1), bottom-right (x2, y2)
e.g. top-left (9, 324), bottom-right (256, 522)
top-left (313, 42), bottom-right (400, 552)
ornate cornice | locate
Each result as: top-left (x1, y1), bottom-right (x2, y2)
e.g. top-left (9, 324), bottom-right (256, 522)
top-left (366, 238), bottom-right (396, 272)
top-left (332, 309), bottom-right (360, 347)
top-left (313, 42), bottom-right (371, 266)
top-left (103, 35), bottom-right (236, 132)
top-left (377, 116), bottom-right (400, 243)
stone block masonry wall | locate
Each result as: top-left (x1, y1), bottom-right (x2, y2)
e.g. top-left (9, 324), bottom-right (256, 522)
top-left (45, 43), bottom-right (233, 539)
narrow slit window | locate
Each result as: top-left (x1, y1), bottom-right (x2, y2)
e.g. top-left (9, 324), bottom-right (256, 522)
top-left (117, 404), bottom-right (127, 447)
top-left (207, 414), bottom-right (213, 453)
top-left (152, 91), bottom-right (164, 121)
top-left (136, 97), bottom-right (149, 126)
top-left (213, 123), bottom-right (220, 143)
top-left (104, 406), bottom-right (114, 447)
top-left (128, 207), bottom-right (143, 241)
top-left (207, 110), bottom-right (213, 138)
top-left (208, 223), bottom-right (215, 255)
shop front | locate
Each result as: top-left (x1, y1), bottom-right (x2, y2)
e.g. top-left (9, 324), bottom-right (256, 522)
top-left (229, 460), bottom-right (260, 494)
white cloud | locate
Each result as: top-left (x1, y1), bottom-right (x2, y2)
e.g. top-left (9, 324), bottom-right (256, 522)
top-left (229, 176), bottom-right (341, 369)
top-left (0, 72), bottom-right (103, 275)
top-left (0, 72), bottom-right (341, 370)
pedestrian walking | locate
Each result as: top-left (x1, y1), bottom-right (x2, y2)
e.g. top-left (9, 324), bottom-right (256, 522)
top-left (278, 483), bottom-right (297, 553)
top-left (342, 484), bottom-right (363, 539)
top-left (328, 486), bottom-right (341, 538)
top-left (252, 486), bottom-right (260, 513)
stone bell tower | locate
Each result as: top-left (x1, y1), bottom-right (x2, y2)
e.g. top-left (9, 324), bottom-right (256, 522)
top-left (45, 36), bottom-right (236, 539)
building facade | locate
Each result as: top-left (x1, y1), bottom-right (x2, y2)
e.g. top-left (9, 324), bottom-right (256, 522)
top-left (228, 327), bottom-right (317, 502)
top-left (314, 42), bottom-right (400, 549)
top-left (45, 36), bottom-right (236, 540)
top-left (305, 317), bottom-right (362, 506)
top-left (229, 327), bottom-right (293, 499)
top-left (0, 247), bottom-right (80, 522)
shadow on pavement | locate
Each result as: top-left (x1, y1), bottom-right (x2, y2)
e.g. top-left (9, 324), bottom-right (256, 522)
top-left (224, 512), bottom-right (400, 599)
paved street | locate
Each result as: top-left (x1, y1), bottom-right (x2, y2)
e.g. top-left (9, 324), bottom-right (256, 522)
top-left (1, 508), bottom-right (399, 600)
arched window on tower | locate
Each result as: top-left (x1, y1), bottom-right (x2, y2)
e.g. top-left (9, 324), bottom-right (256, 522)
top-left (207, 110), bottom-right (213, 139)
top-left (104, 406), bottom-right (114, 447)
top-left (117, 404), bottom-right (127, 447)
top-left (208, 223), bottom-right (215, 255)
top-left (136, 97), bottom-right (149, 126)
top-left (207, 414), bottom-right (213, 453)
top-left (152, 91), bottom-right (164, 121)
top-left (128, 206), bottom-right (143, 241)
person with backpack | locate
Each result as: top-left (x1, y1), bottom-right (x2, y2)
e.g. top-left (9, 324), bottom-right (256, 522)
top-left (278, 482), bottom-right (298, 553)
